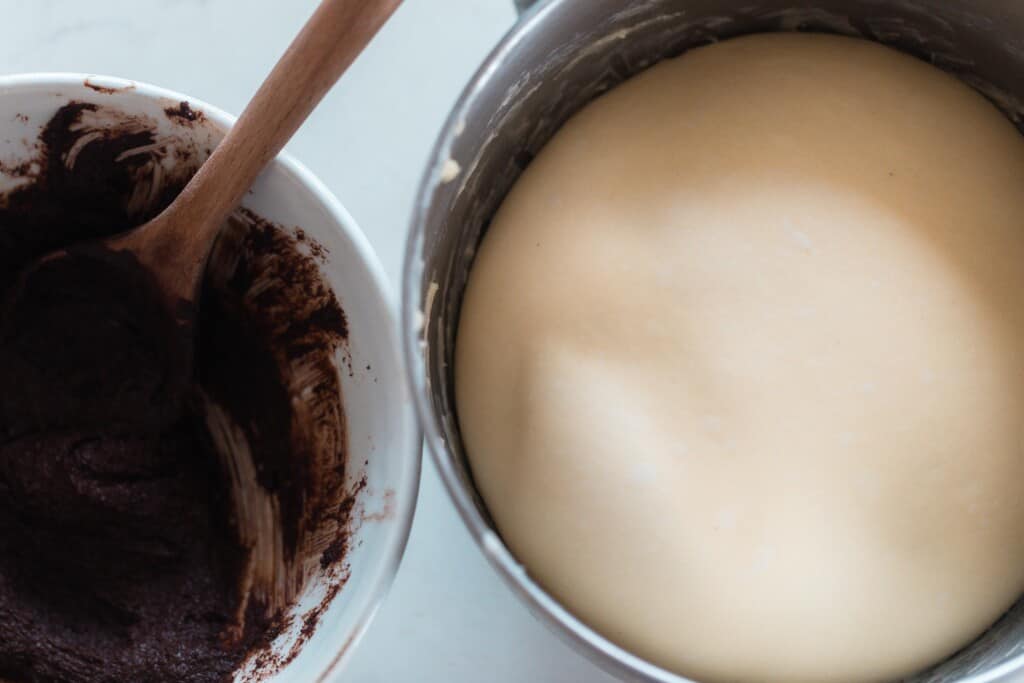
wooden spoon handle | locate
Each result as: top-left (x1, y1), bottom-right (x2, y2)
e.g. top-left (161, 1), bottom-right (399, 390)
top-left (157, 0), bottom-right (401, 266)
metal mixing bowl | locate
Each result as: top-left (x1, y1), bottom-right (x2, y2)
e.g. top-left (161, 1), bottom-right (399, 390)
top-left (403, 2), bottom-right (1024, 680)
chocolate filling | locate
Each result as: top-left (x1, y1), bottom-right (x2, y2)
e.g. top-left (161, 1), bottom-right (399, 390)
top-left (0, 101), bottom-right (352, 683)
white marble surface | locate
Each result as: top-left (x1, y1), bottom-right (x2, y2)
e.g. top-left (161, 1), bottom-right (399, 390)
top-left (0, 2), bottom-right (621, 681)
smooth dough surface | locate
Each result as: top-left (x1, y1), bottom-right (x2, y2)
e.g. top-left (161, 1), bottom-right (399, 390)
top-left (456, 33), bottom-right (1024, 683)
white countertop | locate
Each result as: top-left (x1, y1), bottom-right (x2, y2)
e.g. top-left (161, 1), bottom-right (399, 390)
top-left (0, 2), bottom-right (620, 681)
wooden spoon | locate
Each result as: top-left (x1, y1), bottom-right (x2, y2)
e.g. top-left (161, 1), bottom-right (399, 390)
top-left (11, 0), bottom-right (400, 330)
top-left (1, 0), bottom-right (401, 418)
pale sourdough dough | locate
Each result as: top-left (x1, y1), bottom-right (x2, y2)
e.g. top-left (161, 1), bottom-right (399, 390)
top-left (456, 33), bottom-right (1024, 683)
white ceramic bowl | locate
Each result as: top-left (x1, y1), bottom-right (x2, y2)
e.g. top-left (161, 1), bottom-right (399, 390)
top-left (0, 73), bottom-right (421, 683)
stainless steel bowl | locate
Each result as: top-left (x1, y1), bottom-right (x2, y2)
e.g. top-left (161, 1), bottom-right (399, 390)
top-left (402, 2), bottom-right (1024, 681)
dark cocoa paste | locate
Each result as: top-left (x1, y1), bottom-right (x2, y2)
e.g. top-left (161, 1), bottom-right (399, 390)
top-left (0, 102), bottom-right (351, 683)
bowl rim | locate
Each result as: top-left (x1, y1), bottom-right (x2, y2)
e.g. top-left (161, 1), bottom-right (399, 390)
top-left (400, 5), bottom-right (1024, 683)
top-left (0, 71), bottom-right (423, 683)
